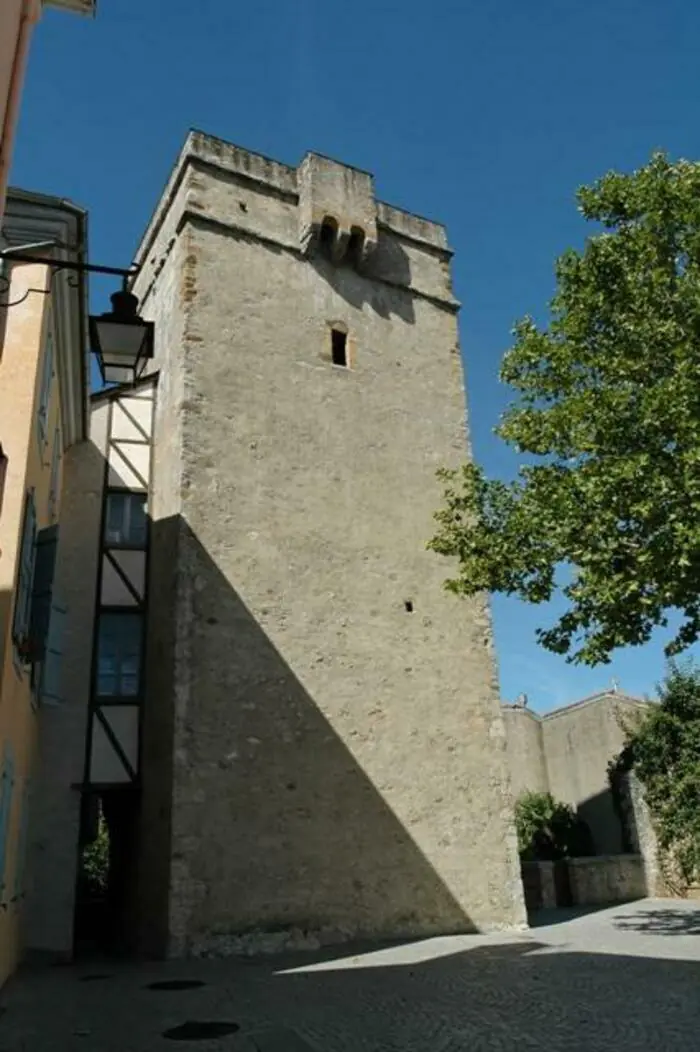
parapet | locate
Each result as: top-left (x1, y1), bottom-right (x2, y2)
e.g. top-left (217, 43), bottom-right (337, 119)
top-left (297, 152), bottom-right (378, 265)
top-left (133, 130), bottom-right (457, 307)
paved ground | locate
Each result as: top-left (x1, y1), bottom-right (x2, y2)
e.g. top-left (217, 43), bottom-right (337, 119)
top-left (1, 898), bottom-right (699, 1051)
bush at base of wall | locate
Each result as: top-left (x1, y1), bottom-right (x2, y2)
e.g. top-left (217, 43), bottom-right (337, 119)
top-left (515, 790), bottom-right (596, 862)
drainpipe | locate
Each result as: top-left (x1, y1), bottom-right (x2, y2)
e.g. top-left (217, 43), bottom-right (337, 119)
top-left (0, 0), bottom-right (41, 223)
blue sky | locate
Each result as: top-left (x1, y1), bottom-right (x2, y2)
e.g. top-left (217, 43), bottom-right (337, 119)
top-left (11, 0), bottom-right (700, 710)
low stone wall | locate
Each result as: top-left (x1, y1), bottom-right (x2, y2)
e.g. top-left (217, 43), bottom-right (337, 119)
top-left (567, 855), bottom-right (646, 906)
top-left (521, 855), bottom-right (647, 912)
top-left (521, 861), bottom-right (556, 911)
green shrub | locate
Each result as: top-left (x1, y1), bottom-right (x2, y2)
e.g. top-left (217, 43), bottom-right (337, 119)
top-left (610, 661), bottom-right (700, 891)
top-left (515, 790), bottom-right (595, 861)
top-left (81, 812), bottom-right (110, 896)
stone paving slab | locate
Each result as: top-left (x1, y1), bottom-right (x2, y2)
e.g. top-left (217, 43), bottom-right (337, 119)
top-left (1, 899), bottom-right (699, 1051)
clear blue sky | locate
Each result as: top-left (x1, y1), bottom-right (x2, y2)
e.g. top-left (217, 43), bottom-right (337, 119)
top-left (11, 0), bottom-right (700, 710)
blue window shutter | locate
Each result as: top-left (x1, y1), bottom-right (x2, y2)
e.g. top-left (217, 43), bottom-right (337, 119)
top-left (29, 524), bottom-right (59, 662)
top-left (12, 493), bottom-right (37, 648)
top-left (41, 603), bottom-right (67, 706)
top-left (48, 427), bottom-right (61, 522)
top-left (13, 780), bottom-right (30, 902)
top-left (0, 743), bottom-right (16, 903)
top-left (37, 330), bottom-right (53, 443)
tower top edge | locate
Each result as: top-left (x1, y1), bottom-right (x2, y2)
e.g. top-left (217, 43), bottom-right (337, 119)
top-left (133, 129), bottom-right (451, 268)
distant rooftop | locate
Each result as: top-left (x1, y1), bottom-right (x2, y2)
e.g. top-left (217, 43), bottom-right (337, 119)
top-left (502, 689), bottom-right (650, 721)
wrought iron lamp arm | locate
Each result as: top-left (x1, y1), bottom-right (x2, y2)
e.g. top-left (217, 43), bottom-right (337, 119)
top-left (0, 251), bottom-right (139, 308)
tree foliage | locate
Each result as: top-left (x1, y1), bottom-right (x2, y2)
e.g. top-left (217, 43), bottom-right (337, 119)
top-left (514, 790), bottom-right (595, 862)
top-left (430, 153), bottom-right (700, 665)
top-left (80, 813), bottom-right (110, 897)
top-left (612, 662), bottom-right (700, 888)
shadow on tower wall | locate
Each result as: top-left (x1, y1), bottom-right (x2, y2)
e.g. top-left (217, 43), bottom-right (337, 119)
top-left (137, 513), bottom-right (477, 958)
top-left (577, 785), bottom-right (629, 856)
top-left (309, 228), bottom-right (416, 324)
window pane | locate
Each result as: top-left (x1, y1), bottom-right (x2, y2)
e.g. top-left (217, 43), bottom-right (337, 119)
top-left (120, 675), bottom-right (139, 697)
top-left (97, 671), bottom-right (117, 696)
top-left (96, 614), bottom-right (142, 696)
top-left (128, 497), bottom-right (147, 546)
top-left (104, 493), bottom-right (147, 547)
top-left (105, 493), bottom-right (125, 543)
top-left (119, 655), bottom-right (139, 696)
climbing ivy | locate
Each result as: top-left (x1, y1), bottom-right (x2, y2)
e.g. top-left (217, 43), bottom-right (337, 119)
top-left (610, 662), bottom-right (700, 890)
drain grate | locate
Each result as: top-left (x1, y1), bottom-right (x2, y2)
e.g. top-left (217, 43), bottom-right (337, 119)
top-left (163, 1021), bottom-right (240, 1041)
top-left (148, 979), bottom-right (206, 991)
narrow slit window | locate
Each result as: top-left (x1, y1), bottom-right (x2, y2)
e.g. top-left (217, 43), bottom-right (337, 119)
top-left (331, 329), bottom-right (348, 368)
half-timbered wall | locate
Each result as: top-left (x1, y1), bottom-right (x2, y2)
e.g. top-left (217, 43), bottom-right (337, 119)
top-left (86, 382), bottom-right (154, 788)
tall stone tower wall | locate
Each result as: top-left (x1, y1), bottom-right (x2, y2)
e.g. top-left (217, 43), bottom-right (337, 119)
top-left (133, 132), bottom-right (526, 955)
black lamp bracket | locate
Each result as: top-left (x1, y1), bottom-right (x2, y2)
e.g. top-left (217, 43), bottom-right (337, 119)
top-left (0, 249), bottom-right (139, 309)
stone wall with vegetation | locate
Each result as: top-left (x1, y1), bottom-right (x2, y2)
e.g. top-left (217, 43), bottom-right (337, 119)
top-left (567, 855), bottom-right (646, 906)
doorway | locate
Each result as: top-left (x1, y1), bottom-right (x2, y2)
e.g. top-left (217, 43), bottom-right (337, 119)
top-left (73, 787), bottom-right (139, 957)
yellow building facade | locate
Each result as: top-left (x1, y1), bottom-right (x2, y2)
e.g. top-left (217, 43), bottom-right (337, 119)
top-left (0, 188), bottom-right (88, 987)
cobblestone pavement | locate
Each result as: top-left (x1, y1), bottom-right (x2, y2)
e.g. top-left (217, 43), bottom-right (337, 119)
top-left (1, 899), bottom-right (699, 1051)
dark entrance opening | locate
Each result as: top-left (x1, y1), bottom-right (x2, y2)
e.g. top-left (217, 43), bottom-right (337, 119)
top-left (73, 787), bottom-right (139, 958)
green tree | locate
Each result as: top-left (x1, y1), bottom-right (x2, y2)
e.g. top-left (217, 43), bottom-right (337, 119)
top-left (514, 790), bottom-right (594, 862)
top-left (81, 812), bottom-right (110, 897)
top-left (612, 662), bottom-right (700, 889)
top-left (430, 153), bottom-right (700, 665)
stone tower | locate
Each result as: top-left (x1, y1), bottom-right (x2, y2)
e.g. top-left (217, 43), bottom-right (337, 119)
top-left (131, 131), bottom-right (526, 956)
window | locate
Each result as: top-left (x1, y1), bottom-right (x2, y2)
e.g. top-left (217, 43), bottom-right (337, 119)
top-left (97, 613), bottom-right (143, 697)
top-left (331, 328), bottom-right (348, 368)
top-left (104, 492), bottom-right (147, 548)
top-left (40, 602), bottom-right (67, 706)
top-left (29, 525), bottom-right (59, 665)
top-left (37, 327), bottom-right (54, 445)
top-left (12, 493), bottom-right (37, 652)
top-left (48, 426), bottom-right (61, 522)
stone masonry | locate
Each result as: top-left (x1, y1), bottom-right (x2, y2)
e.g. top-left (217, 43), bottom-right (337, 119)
top-left (502, 691), bottom-right (650, 856)
top-left (131, 131), bottom-right (526, 957)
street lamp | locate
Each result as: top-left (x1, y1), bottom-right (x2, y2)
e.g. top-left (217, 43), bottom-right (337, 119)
top-left (89, 284), bottom-right (154, 385)
top-left (0, 248), bottom-right (153, 386)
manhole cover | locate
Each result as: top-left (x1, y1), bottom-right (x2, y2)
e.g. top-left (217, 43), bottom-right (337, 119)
top-left (148, 980), bottom-right (206, 991)
top-left (163, 1021), bottom-right (240, 1041)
